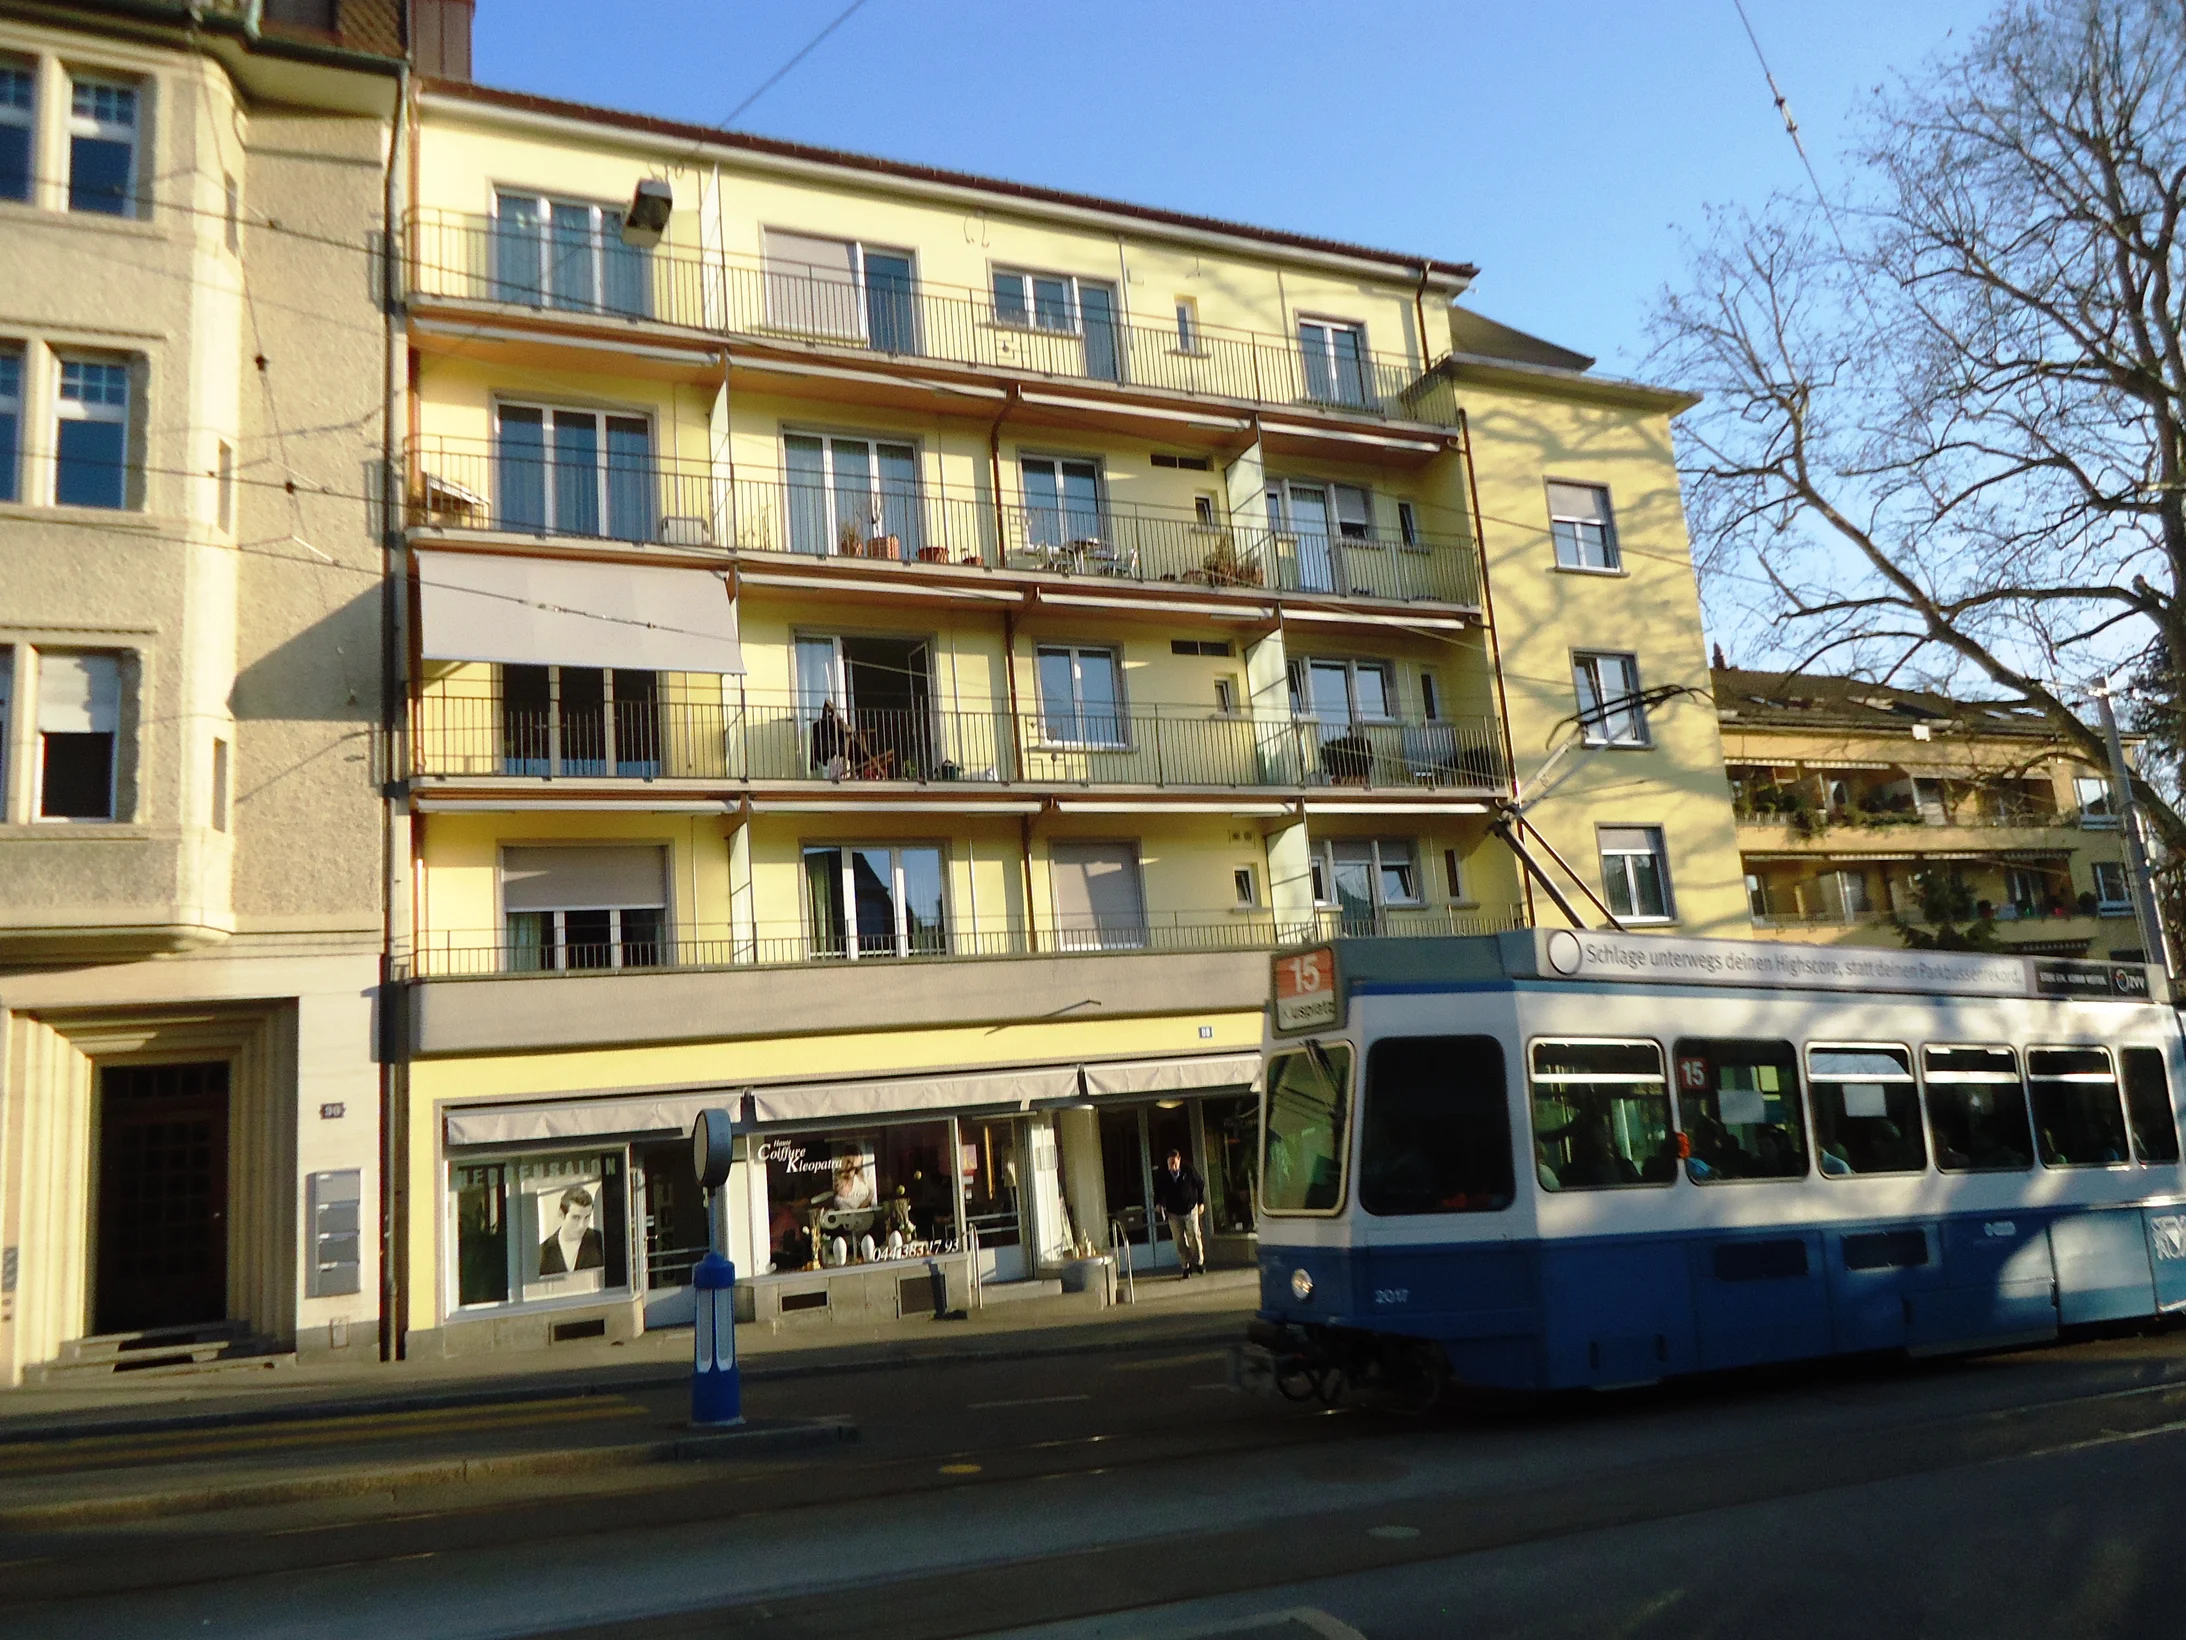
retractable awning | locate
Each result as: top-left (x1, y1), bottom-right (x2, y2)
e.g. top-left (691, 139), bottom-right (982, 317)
top-left (416, 549), bottom-right (744, 674)
top-left (1081, 1052), bottom-right (1263, 1097)
top-left (443, 1089), bottom-right (734, 1148)
top-left (748, 1066), bottom-right (1082, 1126)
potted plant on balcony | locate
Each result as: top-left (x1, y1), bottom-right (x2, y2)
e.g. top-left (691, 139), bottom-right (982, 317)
top-left (1199, 531), bottom-right (1263, 587)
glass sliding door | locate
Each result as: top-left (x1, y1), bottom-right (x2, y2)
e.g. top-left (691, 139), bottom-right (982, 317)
top-left (496, 404), bottom-right (655, 540)
top-left (1022, 456), bottom-right (1103, 550)
top-left (495, 191), bottom-right (651, 319)
top-left (1079, 282), bottom-right (1120, 381)
top-left (1269, 482), bottom-right (1334, 592)
top-left (783, 432), bottom-right (922, 558)
top-left (1298, 319), bottom-right (1369, 408)
top-left (804, 843), bottom-right (947, 959)
top-left (864, 250), bottom-right (918, 354)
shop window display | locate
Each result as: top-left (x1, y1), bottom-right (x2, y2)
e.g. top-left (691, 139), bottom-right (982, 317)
top-left (760, 1121), bottom-right (957, 1271)
top-left (453, 1150), bottom-right (629, 1308)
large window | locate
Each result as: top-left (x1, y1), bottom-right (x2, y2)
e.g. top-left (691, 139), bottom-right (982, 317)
top-left (0, 344), bottom-right (19, 503)
top-left (1360, 1035), bottom-right (1513, 1214)
top-left (1547, 481), bottom-right (1619, 570)
top-left (1921, 1045), bottom-right (2034, 1172)
top-left (500, 665), bottom-right (659, 778)
top-left (1021, 455), bottom-right (1104, 551)
top-left (68, 76), bottom-right (136, 215)
top-left (0, 59), bottom-right (29, 203)
top-left (55, 356), bottom-right (130, 509)
top-left (1673, 1038), bottom-right (1808, 1181)
top-left (2027, 1046), bottom-right (2131, 1167)
top-left (493, 191), bottom-right (650, 317)
top-left (765, 230), bottom-right (917, 352)
top-left (1297, 318), bottom-right (1368, 407)
top-left (803, 843), bottom-right (946, 960)
top-left (2121, 1048), bottom-right (2182, 1165)
top-left (1531, 1039), bottom-right (1674, 1189)
top-left (37, 651), bottom-right (120, 820)
top-left (1262, 1042), bottom-right (1352, 1214)
top-left (496, 403), bottom-right (653, 540)
top-left (2074, 774), bottom-right (2117, 825)
top-left (454, 1150), bottom-right (628, 1308)
top-left (1310, 838), bottom-right (1420, 933)
top-left (1574, 652), bottom-right (1649, 747)
top-left (1267, 479), bottom-right (1372, 594)
top-left (1049, 840), bottom-right (1146, 951)
top-left (1598, 825), bottom-right (1673, 921)
top-left (786, 433), bottom-right (921, 558)
top-left (992, 268), bottom-right (1119, 380)
top-left (500, 844), bottom-right (667, 971)
top-left (1808, 1045), bottom-right (1926, 1175)
top-left (1036, 645), bottom-right (1123, 746)
top-left (759, 1121), bottom-right (957, 1272)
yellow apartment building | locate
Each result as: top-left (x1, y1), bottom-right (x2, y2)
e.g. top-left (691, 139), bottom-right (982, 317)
top-left (1720, 667), bottom-right (2145, 959)
top-left (387, 43), bottom-right (1748, 1353)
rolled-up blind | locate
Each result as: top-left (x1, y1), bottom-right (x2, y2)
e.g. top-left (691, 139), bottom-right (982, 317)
top-left (1545, 482), bottom-right (1608, 523)
top-left (502, 845), bottom-right (666, 911)
top-left (38, 653), bottom-right (119, 732)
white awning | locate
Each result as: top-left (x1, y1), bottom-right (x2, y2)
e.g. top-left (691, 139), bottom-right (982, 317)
top-left (1082, 1052), bottom-right (1263, 1098)
top-left (445, 1090), bottom-right (733, 1148)
top-left (416, 549), bottom-right (744, 674)
top-left (750, 1066), bottom-right (1083, 1126)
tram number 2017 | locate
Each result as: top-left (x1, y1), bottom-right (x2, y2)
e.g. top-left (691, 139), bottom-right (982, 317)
top-left (1374, 1288), bottom-right (1410, 1306)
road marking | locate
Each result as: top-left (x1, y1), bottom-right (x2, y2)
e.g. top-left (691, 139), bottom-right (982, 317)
top-left (939, 1462), bottom-right (983, 1475)
top-left (967, 1394), bottom-right (1091, 1410)
top-left (1367, 1525), bottom-right (1421, 1540)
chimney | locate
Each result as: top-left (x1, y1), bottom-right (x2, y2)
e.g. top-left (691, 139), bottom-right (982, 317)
top-left (410, 0), bottom-right (473, 79)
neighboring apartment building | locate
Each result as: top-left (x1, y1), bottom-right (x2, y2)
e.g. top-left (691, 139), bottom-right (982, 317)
top-left (388, 24), bottom-right (1747, 1353)
top-left (1719, 667), bottom-right (2144, 959)
top-left (0, 0), bottom-right (413, 1385)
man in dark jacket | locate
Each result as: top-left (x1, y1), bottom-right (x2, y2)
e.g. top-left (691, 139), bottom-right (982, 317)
top-left (1151, 1147), bottom-right (1207, 1275)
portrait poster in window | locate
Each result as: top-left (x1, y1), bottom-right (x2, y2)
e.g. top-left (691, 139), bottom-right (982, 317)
top-left (528, 1169), bottom-right (608, 1298)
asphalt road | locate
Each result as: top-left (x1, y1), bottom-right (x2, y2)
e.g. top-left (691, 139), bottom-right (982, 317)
top-left (9, 1322), bottom-right (2186, 1638)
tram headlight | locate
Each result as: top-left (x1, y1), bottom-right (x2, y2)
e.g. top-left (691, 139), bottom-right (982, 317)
top-left (1290, 1267), bottom-right (1315, 1303)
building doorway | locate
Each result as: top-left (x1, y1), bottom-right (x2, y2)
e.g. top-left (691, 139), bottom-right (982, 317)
top-left (94, 1062), bottom-right (230, 1335)
top-left (1096, 1102), bottom-right (1196, 1267)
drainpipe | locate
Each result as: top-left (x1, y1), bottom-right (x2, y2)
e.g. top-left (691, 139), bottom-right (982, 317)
top-left (988, 385), bottom-right (1017, 569)
top-left (1414, 261), bottom-right (1433, 366)
top-left (1457, 409), bottom-right (1533, 932)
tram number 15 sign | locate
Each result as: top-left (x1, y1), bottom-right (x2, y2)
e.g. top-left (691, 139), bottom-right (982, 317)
top-left (1273, 947), bottom-right (1340, 1034)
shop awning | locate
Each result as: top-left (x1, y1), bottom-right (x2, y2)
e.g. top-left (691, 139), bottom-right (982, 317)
top-left (416, 549), bottom-right (744, 674)
top-left (749, 1065), bottom-right (1082, 1126)
top-left (444, 1089), bottom-right (734, 1148)
top-left (1081, 1052), bottom-right (1263, 1098)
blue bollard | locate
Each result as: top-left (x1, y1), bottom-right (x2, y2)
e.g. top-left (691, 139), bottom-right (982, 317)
top-left (690, 1251), bottom-right (742, 1427)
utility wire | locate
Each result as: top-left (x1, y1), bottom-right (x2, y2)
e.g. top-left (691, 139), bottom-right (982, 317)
top-left (1728, 0), bottom-right (1857, 261)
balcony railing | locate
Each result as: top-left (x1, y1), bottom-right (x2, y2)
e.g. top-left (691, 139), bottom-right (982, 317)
top-left (406, 209), bottom-right (1462, 429)
top-left (1734, 804), bottom-right (2091, 833)
top-left (411, 692), bottom-right (1510, 793)
top-left (395, 902), bottom-right (1529, 980)
top-left (403, 440), bottom-right (1482, 606)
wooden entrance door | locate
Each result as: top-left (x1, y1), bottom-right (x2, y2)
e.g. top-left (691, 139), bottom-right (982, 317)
top-left (94, 1062), bottom-right (231, 1335)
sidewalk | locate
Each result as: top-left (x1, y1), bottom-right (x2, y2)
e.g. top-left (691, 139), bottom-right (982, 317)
top-left (0, 1268), bottom-right (1260, 1440)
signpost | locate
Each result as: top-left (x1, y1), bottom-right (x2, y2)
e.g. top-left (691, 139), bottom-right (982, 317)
top-left (688, 1107), bottom-right (741, 1428)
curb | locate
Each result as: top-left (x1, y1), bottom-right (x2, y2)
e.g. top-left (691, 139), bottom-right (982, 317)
top-left (0, 1312), bottom-right (1247, 1447)
top-left (0, 1415), bottom-right (858, 1530)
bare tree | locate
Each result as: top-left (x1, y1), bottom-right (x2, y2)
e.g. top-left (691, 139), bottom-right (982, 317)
top-left (1655, 0), bottom-right (2186, 850)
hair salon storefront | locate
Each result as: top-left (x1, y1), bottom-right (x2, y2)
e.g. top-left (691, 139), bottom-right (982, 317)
top-left (413, 1050), bottom-right (1262, 1355)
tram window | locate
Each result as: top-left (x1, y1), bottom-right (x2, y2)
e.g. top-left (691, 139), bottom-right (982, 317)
top-left (1921, 1046), bottom-right (2033, 1173)
top-left (2027, 1046), bottom-right (2130, 1168)
top-left (1672, 1038), bottom-right (1807, 1182)
top-left (1807, 1046), bottom-right (1925, 1175)
top-left (1262, 1042), bottom-right (1353, 1214)
top-left (1530, 1039), bottom-right (1674, 1191)
top-left (2121, 1048), bottom-right (2182, 1165)
top-left (1359, 1036), bottom-right (1513, 1216)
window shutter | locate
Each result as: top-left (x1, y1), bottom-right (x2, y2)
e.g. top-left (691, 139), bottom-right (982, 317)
top-left (502, 845), bottom-right (667, 911)
top-left (1545, 482), bottom-right (1607, 522)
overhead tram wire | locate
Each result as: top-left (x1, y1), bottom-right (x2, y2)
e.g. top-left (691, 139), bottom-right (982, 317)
top-left (1728, 0), bottom-right (1857, 262)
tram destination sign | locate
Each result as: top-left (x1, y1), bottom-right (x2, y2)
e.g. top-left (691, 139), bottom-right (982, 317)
top-left (1272, 947), bottom-right (1340, 1034)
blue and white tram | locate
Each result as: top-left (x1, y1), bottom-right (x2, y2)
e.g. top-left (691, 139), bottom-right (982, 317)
top-left (1244, 930), bottom-right (2186, 1399)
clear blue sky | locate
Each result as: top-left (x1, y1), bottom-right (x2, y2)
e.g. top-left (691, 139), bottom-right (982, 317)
top-left (473, 0), bottom-right (1995, 376)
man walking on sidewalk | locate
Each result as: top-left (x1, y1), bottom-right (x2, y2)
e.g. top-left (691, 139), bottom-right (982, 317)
top-left (1153, 1146), bottom-right (1207, 1276)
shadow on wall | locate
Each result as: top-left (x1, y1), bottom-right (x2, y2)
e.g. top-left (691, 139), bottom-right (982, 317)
top-left (229, 579), bottom-right (381, 726)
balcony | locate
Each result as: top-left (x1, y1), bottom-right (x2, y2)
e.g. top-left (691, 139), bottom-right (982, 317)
top-left (409, 692), bottom-right (1510, 796)
top-left (405, 210), bottom-right (1461, 430)
top-left (404, 439), bottom-right (1483, 606)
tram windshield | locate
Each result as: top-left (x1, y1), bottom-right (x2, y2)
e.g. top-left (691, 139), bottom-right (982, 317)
top-left (1262, 1042), bottom-right (1352, 1214)
top-left (1808, 1046), bottom-right (1925, 1175)
top-left (1530, 1039), bottom-right (1674, 1190)
top-left (2027, 1047), bottom-right (2130, 1167)
top-left (1921, 1046), bottom-right (2033, 1173)
top-left (1673, 1038), bottom-right (1807, 1181)
top-left (2121, 1049), bottom-right (2182, 1165)
top-left (1358, 1036), bottom-right (1514, 1215)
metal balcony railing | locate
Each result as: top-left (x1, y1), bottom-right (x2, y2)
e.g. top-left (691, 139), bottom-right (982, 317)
top-left (411, 692), bottom-right (1510, 793)
top-left (394, 902), bottom-right (1530, 980)
top-left (1733, 803), bottom-right (2087, 832)
top-left (403, 440), bottom-right (1482, 606)
top-left (405, 209), bottom-right (1462, 429)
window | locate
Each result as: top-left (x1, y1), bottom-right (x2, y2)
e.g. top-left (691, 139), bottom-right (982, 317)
top-left (1213, 676), bottom-right (1238, 714)
top-left (215, 440), bottom-right (234, 532)
top-left (37, 651), bottom-right (120, 820)
top-left (495, 403), bottom-right (653, 540)
top-left (1418, 671), bottom-right (1441, 722)
top-left (0, 59), bottom-right (30, 202)
top-left (223, 172), bottom-right (240, 252)
top-left (1820, 868), bottom-right (1873, 920)
top-left (1036, 645), bottom-right (1123, 746)
top-left (1049, 840), bottom-right (1146, 951)
top-left (804, 843), bottom-right (946, 960)
top-left (1310, 838), bottom-right (1420, 931)
top-left (1574, 652), bottom-right (1648, 746)
top-left (1598, 825), bottom-right (1673, 921)
top-left (500, 666), bottom-right (660, 777)
top-left (1174, 297), bottom-right (1199, 352)
top-left (792, 633), bottom-right (937, 778)
top-left (1193, 494), bottom-right (1217, 527)
top-left (1674, 1038), bottom-right (1808, 1181)
top-left (1261, 1042), bottom-right (1351, 1214)
top-left (453, 1150), bottom-right (628, 1308)
top-left (1531, 1039), bottom-right (1674, 1190)
top-left (494, 190), bottom-right (650, 318)
top-left (1266, 479), bottom-right (1372, 594)
top-left (1232, 866), bottom-right (1257, 907)
top-left (785, 432), bottom-right (921, 557)
top-left (1152, 452), bottom-right (1211, 471)
top-left (992, 267), bottom-right (1120, 380)
top-left (1397, 500), bottom-right (1420, 547)
top-left (2075, 775), bottom-right (2117, 826)
top-left (1170, 639), bottom-right (1232, 658)
top-left (1547, 481), bottom-right (1619, 570)
top-left (1020, 454), bottom-right (1105, 551)
top-left (1443, 848), bottom-right (1464, 900)
top-left (1807, 1045), bottom-right (1925, 1175)
top-left (2121, 1048), bottom-right (2181, 1165)
top-left (209, 736), bottom-right (229, 831)
top-left (68, 76), bottom-right (137, 215)
top-left (500, 844), bottom-right (667, 971)
top-left (56, 356), bottom-right (131, 509)
top-left (2027, 1046), bottom-right (2130, 1167)
top-left (0, 647), bottom-right (10, 806)
top-left (2094, 860), bottom-right (2133, 913)
top-left (1921, 1046), bottom-right (2033, 1172)
top-left (762, 229), bottom-right (916, 352)
top-left (1297, 317), bottom-right (1369, 407)
top-left (1361, 1036), bottom-right (1513, 1214)
top-left (0, 343), bottom-right (19, 503)
top-left (759, 1122), bottom-right (959, 1272)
